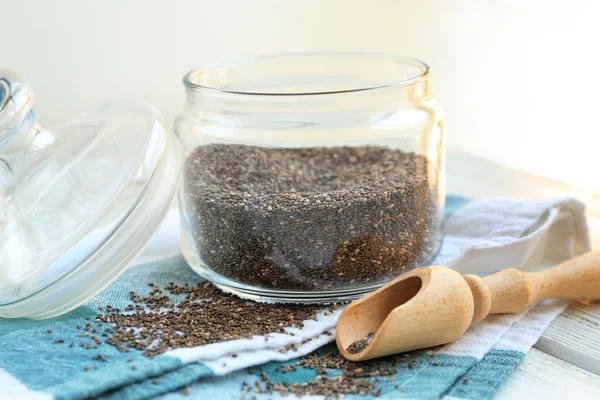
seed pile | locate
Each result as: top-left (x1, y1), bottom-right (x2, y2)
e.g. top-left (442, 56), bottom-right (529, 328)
top-left (243, 348), bottom-right (420, 399)
top-left (346, 331), bottom-right (376, 354)
top-left (184, 144), bottom-right (439, 291)
top-left (298, 350), bottom-right (409, 377)
top-left (244, 373), bottom-right (376, 399)
top-left (95, 281), bottom-right (335, 357)
top-left (45, 281), bottom-right (338, 369)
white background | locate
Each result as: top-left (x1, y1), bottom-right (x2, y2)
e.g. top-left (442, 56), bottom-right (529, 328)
top-left (2, 0), bottom-right (599, 189)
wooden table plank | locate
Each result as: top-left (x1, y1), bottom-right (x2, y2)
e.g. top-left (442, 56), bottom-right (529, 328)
top-left (495, 348), bottom-right (600, 400)
top-left (534, 301), bottom-right (600, 375)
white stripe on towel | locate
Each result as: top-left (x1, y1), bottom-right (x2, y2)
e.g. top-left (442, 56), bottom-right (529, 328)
top-left (0, 368), bottom-right (53, 400)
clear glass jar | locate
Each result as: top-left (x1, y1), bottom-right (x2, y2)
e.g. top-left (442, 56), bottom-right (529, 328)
top-left (175, 53), bottom-right (445, 303)
top-left (0, 72), bottom-right (180, 318)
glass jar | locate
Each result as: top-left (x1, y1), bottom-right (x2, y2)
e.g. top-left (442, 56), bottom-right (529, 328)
top-left (175, 53), bottom-right (445, 303)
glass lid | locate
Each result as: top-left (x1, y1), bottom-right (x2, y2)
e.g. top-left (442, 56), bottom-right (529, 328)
top-left (0, 71), bottom-right (181, 319)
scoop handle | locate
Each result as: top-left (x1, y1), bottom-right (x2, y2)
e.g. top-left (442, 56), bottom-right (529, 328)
top-left (464, 251), bottom-right (600, 321)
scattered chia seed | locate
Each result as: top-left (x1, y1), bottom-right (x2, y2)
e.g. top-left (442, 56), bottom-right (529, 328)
top-left (346, 331), bottom-right (376, 354)
top-left (92, 354), bottom-right (107, 362)
top-left (75, 279), bottom-right (422, 400)
top-left (184, 144), bottom-right (439, 292)
top-left (96, 281), bottom-right (336, 357)
top-left (246, 348), bottom-right (410, 399)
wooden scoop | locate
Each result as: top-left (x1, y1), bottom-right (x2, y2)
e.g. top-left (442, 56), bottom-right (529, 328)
top-left (336, 251), bottom-right (600, 361)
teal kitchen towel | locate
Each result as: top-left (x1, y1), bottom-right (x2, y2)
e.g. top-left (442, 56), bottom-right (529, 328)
top-left (0, 195), bottom-right (589, 400)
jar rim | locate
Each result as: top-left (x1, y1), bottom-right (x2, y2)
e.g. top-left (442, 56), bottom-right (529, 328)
top-left (183, 52), bottom-right (430, 97)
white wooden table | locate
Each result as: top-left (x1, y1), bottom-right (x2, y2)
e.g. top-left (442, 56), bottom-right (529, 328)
top-left (447, 152), bottom-right (600, 399)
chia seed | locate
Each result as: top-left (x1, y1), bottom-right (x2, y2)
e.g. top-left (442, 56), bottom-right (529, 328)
top-left (98, 281), bottom-right (336, 357)
top-left (246, 347), bottom-right (411, 399)
top-left (184, 144), bottom-right (439, 291)
top-left (346, 331), bottom-right (376, 354)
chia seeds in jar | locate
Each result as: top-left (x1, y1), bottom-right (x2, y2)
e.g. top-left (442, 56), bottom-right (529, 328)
top-left (176, 53), bottom-right (445, 302)
top-left (184, 144), bottom-right (439, 292)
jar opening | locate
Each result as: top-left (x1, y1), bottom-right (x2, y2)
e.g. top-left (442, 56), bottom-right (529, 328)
top-left (183, 52), bottom-right (429, 97)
